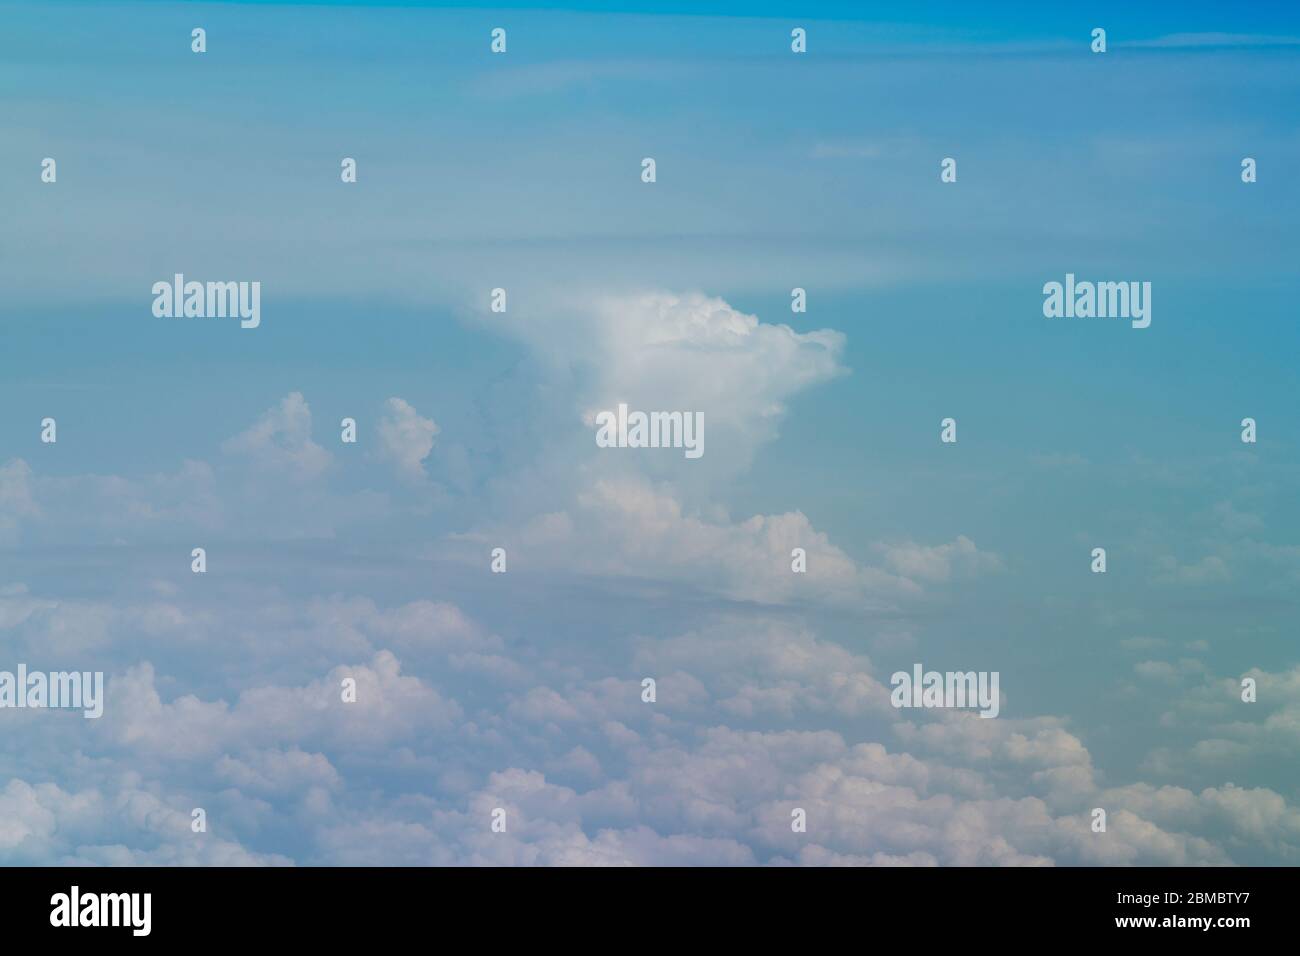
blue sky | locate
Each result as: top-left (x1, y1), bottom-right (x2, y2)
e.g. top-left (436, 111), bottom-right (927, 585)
top-left (1, 0), bottom-right (1298, 865)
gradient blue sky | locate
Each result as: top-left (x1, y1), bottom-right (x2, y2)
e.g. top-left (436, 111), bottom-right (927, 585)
top-left (1, 0), bottom-right (1298, 865)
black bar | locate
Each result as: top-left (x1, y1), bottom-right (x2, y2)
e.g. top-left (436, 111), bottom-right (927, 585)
top-left (0, 866), bottom-right (1285, 942)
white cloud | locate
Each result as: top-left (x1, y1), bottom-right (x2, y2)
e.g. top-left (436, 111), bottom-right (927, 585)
top-left (215, 748), bottom-right (341, 795)
top-left (0, 779), bottom-right (291, 866)
top-left (1154, 554), bottom-right (1230, 585)
top-left (3, 573), bottom-right (1295, 866)
top-left (222, 392), bottom-right (331, 481)
top-left (877, 535), bottom-right (1002, 582)
top-left (634, 619), bottom-right (897, 720)
top-left (377, 397), bottom-right (439, 481)
top-left (464, 476), bottom-right (918, 607)
top-left (104, 651), bottom-right (462, 760)
top-left (495, 290), bottom-right (845, 475)
top-left (0, 459), bottom-right (38, 545)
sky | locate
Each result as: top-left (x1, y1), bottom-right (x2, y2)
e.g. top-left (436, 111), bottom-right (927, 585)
top-left (0, 0), bottom-right (1298, 865)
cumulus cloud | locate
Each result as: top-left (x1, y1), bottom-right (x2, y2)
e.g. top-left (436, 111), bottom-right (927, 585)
top-left (0, 459), bottom-right (38, 544)
top-left (444, 291), bottom-right (993, 610)
top-left (377, 397), bottom-right (439, 481)
top-left (6, 0), bottom-right (1296, 872)
top-left (495, 290), bottom-right (845, 473)
top-left (222, 392), bottom-right (331, 481)
top-left (1, 573), bottom-right (1294, 866)
top-left (480, 476), bottom-right (916, 606)
top-left (1154, 554), bottom-right (1230, 585)
top-left (103, 651), bottom-right (462, 760)
top-left (0, 291), bottom-right (1287, 867)
top-left (877, 535), bottom-right (1002, 582)
top-left (1141, 664), bottom-right (1300, 784)
top-left (0, 779), bottom-right (291, 866)
top-left (634, 619), bottom-right (897, 720)
top-left (215, 749), bottom-right (342, 795)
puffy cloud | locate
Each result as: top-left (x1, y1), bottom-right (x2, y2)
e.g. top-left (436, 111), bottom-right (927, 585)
top-left (0, 459), bottom-right (38, 544)
top-left (893, 713), bottom-right (1093, 775)
top-left (0, 294), bottom-right (1285, 867)
top-left (0, 779), bottom-right (290, 866)
top-left (5, 0), bottom-right (1294, 871)
top-left (215, 749), bottom-right (342, 795)
top-left (377, 397), bottom-right (439, 481)
top-left (877, 535), bottom-right (1002, 582)
top-left (1098, 782), bottom-right (1300, 852)
top-left (1154, 554), bottom-right (1230, 585)
top-left (634, 619), bottom-right (896, 720)
top-left (444, 291), bottom-right (992, 610)
top-left (103, 651), bottom-right (462, 760)
top-left (300, 596), bottom-right (525, 681)
top-left (468, 476), bottom-right (918, 607)
top-left (222, 392), bottom-right (331, 481)
top-left (0, 460), bottom-right (225, 545)
top-left (495, 290), bottom-right (845, 474)
top-left (2, 571), bottom-right (1295, 865)
top-left (1142, 664), bottom-right (1300, 783)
